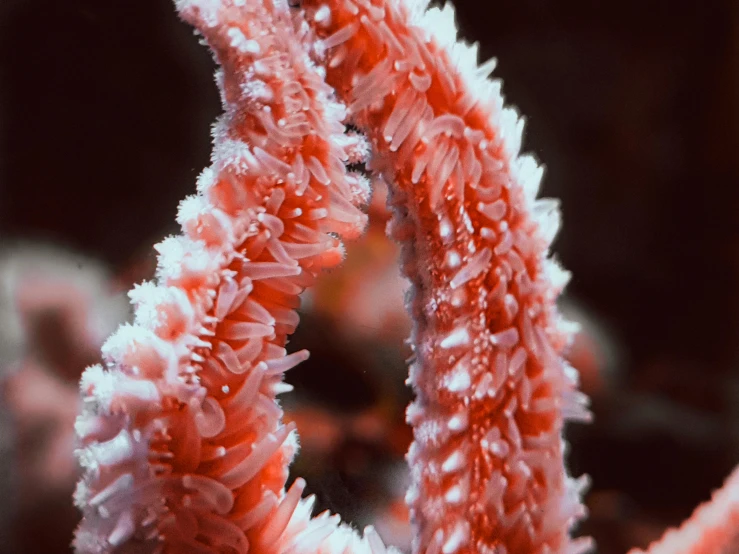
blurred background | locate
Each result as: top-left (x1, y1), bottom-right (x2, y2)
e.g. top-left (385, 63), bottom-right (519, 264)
top-left (1, 0), bottom-right (738, 552)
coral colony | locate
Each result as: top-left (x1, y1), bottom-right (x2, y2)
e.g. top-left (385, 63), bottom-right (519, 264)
top-left (72, 0), bottom-right (739, 553)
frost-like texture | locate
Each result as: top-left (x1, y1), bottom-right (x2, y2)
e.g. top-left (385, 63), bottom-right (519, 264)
top-left (73, 1), bottom-right (394, 552)
top-left (300, 1), bottom-right (592, 553)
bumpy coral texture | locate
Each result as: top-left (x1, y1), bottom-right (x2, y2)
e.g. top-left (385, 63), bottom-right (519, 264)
top-left (73, 1), bottom-right (392, 552)
top-left (299, 1), bottom-right (592, 553)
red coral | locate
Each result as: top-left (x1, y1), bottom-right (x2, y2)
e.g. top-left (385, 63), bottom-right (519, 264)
top-left (73, 1), bottom-right (375, 551)
top-left (301, 1), bottom-right (591, 552)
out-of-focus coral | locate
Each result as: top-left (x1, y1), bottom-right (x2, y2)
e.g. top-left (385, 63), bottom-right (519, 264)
top-left (311, 177), bottom-right (409, 343)
top-left (559, 300), bottom-right (620, 399)
top-left (0, 243), bottom-right (129, 370)
top-left (0, 242), bottom-right (129, 552)
top-left (628, 466), bottom-right (739, 554)
top-left (280, 308), bottom-right (414, 549)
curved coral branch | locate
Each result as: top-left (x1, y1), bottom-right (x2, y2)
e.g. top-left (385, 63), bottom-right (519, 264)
top-left (73, 1), bottom-right (389, 552)
top-left (299, 1), bottom-right (592, 553)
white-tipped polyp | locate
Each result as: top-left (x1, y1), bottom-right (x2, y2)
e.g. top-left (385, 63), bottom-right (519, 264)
top-left (420, 2), bottom-right (458, 50)
top-left (101, 323), bottom-right (178, 380)
top-left (174, 0), bottom-right (221, 28)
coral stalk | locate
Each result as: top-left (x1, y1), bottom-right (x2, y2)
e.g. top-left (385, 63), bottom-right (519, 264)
top-left (299, 1), bottom-right (592, 553)
top-left (73, 0), bottom-right (387, 551)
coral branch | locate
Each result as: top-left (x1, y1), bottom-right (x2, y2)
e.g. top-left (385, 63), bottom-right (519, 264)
top-left (72, 1), bottom-right (391, 552)
top-left (628, 466), bottom-right (739, 554)
top-left (299, 1), bottom-right (592, 553)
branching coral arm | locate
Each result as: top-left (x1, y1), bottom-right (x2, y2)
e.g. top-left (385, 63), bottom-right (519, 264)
top-left (299, 1), bottom-right (592, 553)
top-left (72, 0), bottom-right (391, 552)
top-left (628, 466), bottom-right (739, 554)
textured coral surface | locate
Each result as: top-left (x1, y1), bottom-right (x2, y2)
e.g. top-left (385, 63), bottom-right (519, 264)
top-left (299, 2), bottom-right (591, 553)
top-left (74, 1), bottom-right (382, 551)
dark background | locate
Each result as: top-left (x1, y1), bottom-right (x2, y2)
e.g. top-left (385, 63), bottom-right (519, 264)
top-left (1, 0), bottom-right (738, 552)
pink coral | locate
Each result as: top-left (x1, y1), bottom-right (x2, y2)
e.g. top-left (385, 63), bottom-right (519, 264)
top-left (71, 0), bottom-right (739, 553)
top-left (299, 2), bottom-right (591, 552)
top-left (73, 1), bottom-right (384, 551)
